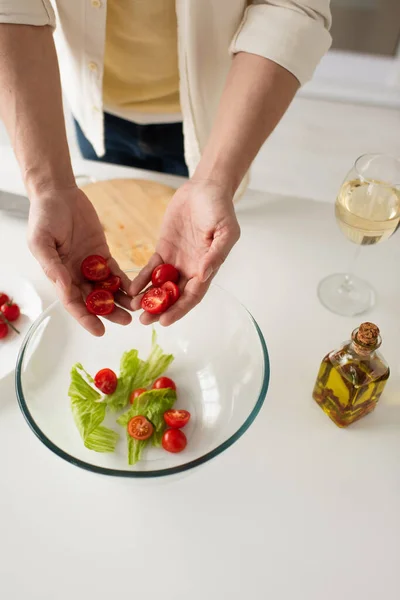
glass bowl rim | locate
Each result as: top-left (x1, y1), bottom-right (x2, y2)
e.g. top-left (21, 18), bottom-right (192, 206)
top-left (15, 285), bottom-right (270, 478)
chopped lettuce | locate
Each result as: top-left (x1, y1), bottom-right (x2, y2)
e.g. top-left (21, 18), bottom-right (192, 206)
top-left (106, 330), bottom-right (174, 412)
top-left (104, 349), bottom-right (140, 413)
top-left (85, 426), bottom-right (120, 453)
top-left (68, 332), bottom-right (175, 464)
top-left (127, 435), bottom-right (149, 466)
top-left (117, 388), bottom-right (177, 465)
top-left (69, 364), bottom-right (119, 453)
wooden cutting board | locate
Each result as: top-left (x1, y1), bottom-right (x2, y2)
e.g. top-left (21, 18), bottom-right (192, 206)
top-left (81, 178), bottom-right (177, 271)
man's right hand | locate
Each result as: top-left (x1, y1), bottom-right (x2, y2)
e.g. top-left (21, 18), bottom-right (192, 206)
top-left (28, 186), bottom-right (133, 336)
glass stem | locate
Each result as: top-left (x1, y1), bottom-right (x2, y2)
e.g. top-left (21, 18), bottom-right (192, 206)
top-left (342, 246), bottom-right (362, 292)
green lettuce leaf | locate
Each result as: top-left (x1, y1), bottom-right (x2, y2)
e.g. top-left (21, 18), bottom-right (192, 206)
top-left (106, 330), bottom-right (174, 412)
top-left (104, 349), bottom-right (141, 412)
top-left (85, 426), bottom-right (120, 453)
top-left (117, 388), bottom-right (177, 465)
top-left (127, 435), bottom-right (149, 466)
top-left (69, 364), bottom-right (119, 453)
top-left (130, 329), bottom-right (174, 390)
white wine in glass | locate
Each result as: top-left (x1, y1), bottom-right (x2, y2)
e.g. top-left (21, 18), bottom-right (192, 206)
top-left (318, 154), bottom-right (400, 316)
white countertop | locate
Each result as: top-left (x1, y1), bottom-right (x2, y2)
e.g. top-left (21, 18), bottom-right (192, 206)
top-left (1, 157), bottom-right (400, 600)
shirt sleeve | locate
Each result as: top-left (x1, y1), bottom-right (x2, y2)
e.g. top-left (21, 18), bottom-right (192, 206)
top-left (0, 0), bottom-right (56, 28)
top-left (230, 0), bottom-right (332, 85)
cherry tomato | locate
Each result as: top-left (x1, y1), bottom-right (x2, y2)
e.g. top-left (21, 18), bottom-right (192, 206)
top-left (141, 287), bottom-right (170, 315)
top-left (164, 409), bottom-right (191, 429)
top-left (127, 416), bottom-right (154, 440)
top-left (161, 281), bottom-right (180, 306)
top-left (162, 429), bottom-right (187, 453)
top-left (86, 289), bottom-right (115, 315)
top-left (129, 388), bottom-right (147, 404)
top-left (152, 376), bottom-right (176, 391)
top-left (81, 255), bottom-right (110, 282)
top-left (1, 302), bottom-right (20, 322)
top-left (152, 264), bottom-right (179, 287)
top-left (0, 293), bottom-right (9, 306)
top-left (94, 368), bottom-right (118, 395)
top-left (0, 321), bottom-right (8, 340)
top-left (95, 275), bottom-right (121, 293)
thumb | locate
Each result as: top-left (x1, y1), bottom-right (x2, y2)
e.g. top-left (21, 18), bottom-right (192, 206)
top-left (199, 231), bottom-right (231, 283)
top-left (29, 236), bottom-right (71, 292)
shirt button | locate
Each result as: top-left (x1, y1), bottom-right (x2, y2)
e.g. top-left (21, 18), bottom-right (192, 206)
top-left (88, 61), bottom-right (98, 72)
top-left (92, 105), bottom-right (101, 113)
top-left (91, 0), bottom-right (102, 7)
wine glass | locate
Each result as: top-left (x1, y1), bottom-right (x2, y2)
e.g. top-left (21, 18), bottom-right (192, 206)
top-left (318, 153), bottom-right (400, 316)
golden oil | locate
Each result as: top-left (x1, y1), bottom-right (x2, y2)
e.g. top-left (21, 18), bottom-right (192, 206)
top-left (313, 322), bottom-right (389, 427)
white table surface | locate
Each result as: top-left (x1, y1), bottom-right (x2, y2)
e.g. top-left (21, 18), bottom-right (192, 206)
top-left (1, 157), bottom-right (400, 600)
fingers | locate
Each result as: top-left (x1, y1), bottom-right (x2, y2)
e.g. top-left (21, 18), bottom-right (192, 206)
top-left (104, 306), bottom-right (132, 326)
top-left (199, 223), bottom-right (240, 283)
top-left (61, 284), bottom-right (106, 337)
top-left (129, 254), bottom-right (163, 297)
top-left (139, 311), bottom-right (161, 326)
top-left (137, 276), bottom-right (213, 327)
top-left (114, 290), bottom-right (134, 311)
top-left (30, 238), bottom-right (132, 335)
top-left (159, 276), bottom-right (212, 326)
top-left (107, 257), bottom-right (133, 293)
top-left (30, 239), bottom-right (103, 335)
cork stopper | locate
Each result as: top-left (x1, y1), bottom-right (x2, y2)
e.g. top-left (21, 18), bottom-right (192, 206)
top-left (352, 322), bottom-right (381, 350)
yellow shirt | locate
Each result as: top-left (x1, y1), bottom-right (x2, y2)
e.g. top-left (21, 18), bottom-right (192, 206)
top-left (103, 0), bottom-right (181, 119)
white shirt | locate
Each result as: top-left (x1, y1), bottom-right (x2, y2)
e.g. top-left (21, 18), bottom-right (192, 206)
top-left (0, 0), bottom-right (332, 178)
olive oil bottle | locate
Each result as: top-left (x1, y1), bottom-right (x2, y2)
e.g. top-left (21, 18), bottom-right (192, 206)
top-left (313, 322), bottom-right (390, 427)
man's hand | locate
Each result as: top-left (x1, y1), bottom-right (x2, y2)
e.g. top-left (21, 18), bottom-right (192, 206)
top-left (129, 180), bottom-right (240, 326)
top-left (28, 186), bottom-right (133, 336)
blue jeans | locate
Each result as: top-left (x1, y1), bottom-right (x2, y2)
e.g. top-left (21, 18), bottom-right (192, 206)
top-left (74, 112), bottom-right (188, 177)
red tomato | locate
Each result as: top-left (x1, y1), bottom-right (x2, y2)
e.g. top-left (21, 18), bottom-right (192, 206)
top-left (161, 281), bottom-right (180, 306)
top-left (0, 293), bottom-right (9, 306)
top-left (0, 321), bottom-right (8, 340)
top-left (1, 302), bottom-right (20, 322)
top-left (152, 264), bottom-right (179, 287)
top-left (152, 376), bottom-right (176, 391)
top-left (127, 416), bottom-right (154, 440)
top-left (86, 289), bottom-right (115, 315)
top-left (94, 368), bottom-right (118, 395)
top-left (141, 287), bottom-right (170, 315)
top-left (129, 388), bottom-right (147, 404)
top-left (162, 429), bottom-right (187, 453)
top-left (164, 409), bottom-right (191, 429)
top-left (95, 275), bottom-right (121, 293)
top-left (81, 255), bottom-right (110, 282)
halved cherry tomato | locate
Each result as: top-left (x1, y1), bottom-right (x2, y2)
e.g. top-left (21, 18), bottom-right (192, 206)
top-left (95, 275), bottom-right (121, 293)
top-left (81, 255), bottom-right (110, 282)
top-left (127, 416), bottom-right (154, 440)
top-left (152, 264), bottom-right (179, 287)
top-left (86, 289), bottom-right (115, 315)
top-left (162, 428), bottom-right (187, 453)
top-left (141, 287), bottom-right (170, 315)
top-left (1, 302), bottom-right (20, 322)
top-left (0, 321), bottom-right (8, 340)
top-left (161, 281), bottom-right (180, 306)
top-left (94, 368), bottom-right (118, 395)
top-left (152, 376), bottom-right (176, 391)
top-left (164, 409), bottom-right (191, 429)
top-left (129, 388), bottom-right (147, 404)
top-left (0, 293), bottom-right (9, 306)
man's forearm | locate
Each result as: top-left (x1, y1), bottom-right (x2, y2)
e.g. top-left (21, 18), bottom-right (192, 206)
top-left (0, 24), bottom-right (74, 197)
top-left (194, 52), bottom-right (299, 196)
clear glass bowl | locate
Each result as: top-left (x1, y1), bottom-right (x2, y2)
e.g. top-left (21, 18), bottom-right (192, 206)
top-left (16, 285), bottom-right (269, 478)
